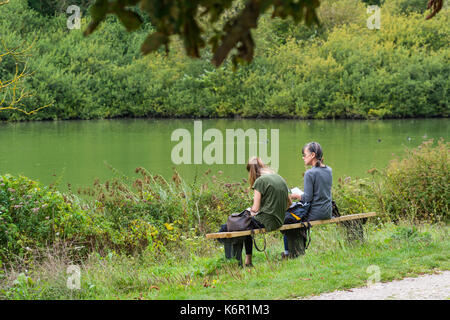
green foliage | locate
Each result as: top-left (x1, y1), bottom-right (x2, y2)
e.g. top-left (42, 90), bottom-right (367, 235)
top-left (0, 166), bottom-right (252, 263)
top-left (332, 176), bottom-right (375, 215)
top-left (0, 174), bottom-right (89, 262)
top-left (75, 167), bottom-right (252, 254)
top-left (395, 0), bottom-right (429, 15)
top-left (332, 139), bottom-right (449, 224)
top-left (0, 272), bottom-right (39, 299)
top-left (390, 225), bottom-right (432, 243)
top-left (1, 0), bottom-right (448, 120)
top-left (27, 0), bottom-right (94, 15)
top-left (381, 139), bottom-right (449, 223)
top-left (84, 0), bottom-right (321, 68)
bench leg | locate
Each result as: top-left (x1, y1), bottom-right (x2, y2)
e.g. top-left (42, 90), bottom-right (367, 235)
top-left (284, 229), bottom-right (306, 258)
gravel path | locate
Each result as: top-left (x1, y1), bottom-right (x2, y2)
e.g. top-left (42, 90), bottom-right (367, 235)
top-left (302, 270), bottom-right (450, 300)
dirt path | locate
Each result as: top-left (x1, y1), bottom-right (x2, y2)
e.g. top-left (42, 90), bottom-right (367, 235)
top-left (302, 270), bottom-right (450, 300)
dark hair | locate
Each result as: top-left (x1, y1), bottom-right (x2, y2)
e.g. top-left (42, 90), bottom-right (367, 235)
top-left (302, 142), bottom-right (324, 167)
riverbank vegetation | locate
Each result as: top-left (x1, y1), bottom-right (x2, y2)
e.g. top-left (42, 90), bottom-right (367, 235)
top-left (0, 0), bottom-right (448, 121)
top-left (0, 139), bottom-right (448, 299)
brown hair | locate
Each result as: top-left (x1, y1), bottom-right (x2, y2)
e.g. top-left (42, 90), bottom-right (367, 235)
top-left (246, 157), bottom-right (273, 187)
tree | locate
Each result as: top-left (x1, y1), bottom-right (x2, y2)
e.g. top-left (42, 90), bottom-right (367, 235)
top-left (27, 0), bottom-right (94, 16)
top-left (84, 0), bottom-right (445, 67)
top-left (0, 0), bottom-right (53, 115)
top-left (0, 41), bottom-right (52, 115)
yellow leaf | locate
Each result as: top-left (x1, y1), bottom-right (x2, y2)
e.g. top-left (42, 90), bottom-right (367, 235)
top-left (164, 223), bottom-right (174, 231)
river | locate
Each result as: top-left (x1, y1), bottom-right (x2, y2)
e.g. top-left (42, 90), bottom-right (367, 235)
top-left (0, 118), bottom-right (448, 190)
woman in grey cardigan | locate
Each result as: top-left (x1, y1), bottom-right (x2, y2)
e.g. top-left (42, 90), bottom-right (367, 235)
top-left (283, 141), bottom-right (332, 258)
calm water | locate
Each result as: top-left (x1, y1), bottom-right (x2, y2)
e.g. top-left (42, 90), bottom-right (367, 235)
top-left (0, 118), bottom-right (448, 190)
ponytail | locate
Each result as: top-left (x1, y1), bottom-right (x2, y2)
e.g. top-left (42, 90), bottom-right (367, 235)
top-left (303, 142), bottom-right (324, 167)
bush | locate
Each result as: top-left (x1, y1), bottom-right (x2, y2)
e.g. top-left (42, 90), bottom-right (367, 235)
top-left (332, 176), bottom-right (376, 215)
top-left (381, 139), bottom-right (449, 223)
top-left (27, 0), bottom-right (93, 16)
top-left (332, 139), bottom-right (449, 224)
top-left (0, 174), bottom-right (89, 262)
top-left (0, 0), bottom-right (448, 120)
top-left (0, 166), bottom-right (255, 264)
top-left (75, 167), bottom-right (252, 255)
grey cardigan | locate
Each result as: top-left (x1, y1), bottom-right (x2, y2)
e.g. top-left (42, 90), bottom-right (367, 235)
top-left (302, 166), bottom-right (333, 221)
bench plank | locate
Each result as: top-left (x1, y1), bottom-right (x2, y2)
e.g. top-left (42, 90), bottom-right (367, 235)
top-left (205, 212), bottom-right (377, 239)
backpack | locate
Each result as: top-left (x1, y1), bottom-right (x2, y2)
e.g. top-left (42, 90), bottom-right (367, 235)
top-left (332, 200), bottom-right (340, 218)
top-left (283, 202), bottom-right (312, 251)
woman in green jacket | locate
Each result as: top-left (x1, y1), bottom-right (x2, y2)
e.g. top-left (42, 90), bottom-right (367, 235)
top-left (220, 157), bottom-right (291, 266)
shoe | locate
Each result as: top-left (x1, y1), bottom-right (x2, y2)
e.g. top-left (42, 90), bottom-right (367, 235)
top-left (245, 263), bottom-right (254, 268)
top-left (281, 252), bottom-right (289, 260)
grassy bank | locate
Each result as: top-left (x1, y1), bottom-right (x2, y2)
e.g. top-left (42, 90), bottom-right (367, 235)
top-left (1, 221), bottom-right (448, 299)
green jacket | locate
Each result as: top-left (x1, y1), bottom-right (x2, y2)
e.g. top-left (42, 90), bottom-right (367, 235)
top-left (252, 173), bottom-right (290, 232)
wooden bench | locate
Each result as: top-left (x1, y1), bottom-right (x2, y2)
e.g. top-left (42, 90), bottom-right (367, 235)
top-left (206, 212), bottom-right (377, 265)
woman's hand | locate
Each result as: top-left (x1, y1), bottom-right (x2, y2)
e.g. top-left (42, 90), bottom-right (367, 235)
top-left (290, 193), bottom-right (302, 201)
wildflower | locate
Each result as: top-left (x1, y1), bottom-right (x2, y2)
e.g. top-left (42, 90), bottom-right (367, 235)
top-left (8, 188), bottom-right (15, 193)
top-left (41, 204), bottom-right (48, 209)
top-left (14, 205), bottom-right (22, 209)
top-left (32, 208), bottom-right (40, 213)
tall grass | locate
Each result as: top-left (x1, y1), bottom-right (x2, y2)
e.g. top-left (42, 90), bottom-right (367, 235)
top-left (1, 221), bottom-right (448, 299)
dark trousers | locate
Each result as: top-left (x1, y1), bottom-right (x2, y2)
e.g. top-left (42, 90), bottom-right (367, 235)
top-left (219, 218), bottom-right (264, 255)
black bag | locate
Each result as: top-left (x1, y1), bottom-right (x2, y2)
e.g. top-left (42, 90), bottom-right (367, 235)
top-left (226, 210), bottom-right (252, 232)
top-left (227, 210), bottom-right (267, 252)
top-left (284, 202), bottom-right (310, 224)
top-left (283, 202), bottom-right (312, 252)
top-left (332, 200), bottom-right (340, 218)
